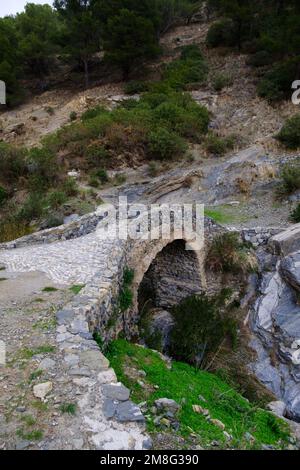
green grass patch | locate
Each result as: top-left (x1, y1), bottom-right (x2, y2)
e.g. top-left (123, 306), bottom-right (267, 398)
top-left (16, 428), bottom-right (43, 441)
top-left (33, 318), bottom-right (57, 331)
top-left (107, 339), bottom-right (290, 449)
top-left (28, 370), bottom-right (43, 383)
top-left (42, 286), bottom-right (59, 293)
top-left (21, 414), bottom-right (36, 427)
top-left (17, 345), bottom-right (55, 360)
top-left (31, 401), bottom-right (48, 412)
top-left (60, 403), bottom-right (77, 415)
top-left (69, 284), bottom-right (85, 295)
top-left (0, 277), bottom-right (7, 282)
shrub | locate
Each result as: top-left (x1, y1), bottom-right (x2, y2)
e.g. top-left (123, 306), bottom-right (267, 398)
top-left (246, 51), bottom-right (272, 68)
top-left (163, 45), bottom-right (208, 90)
top-left (81, 106), bottom-right (108, 122)
top-left (48, 191), bottom-right (67, 210)
top-left (0, 186), bottom-right (8, 205)
top-left (148, 128), bottom-right (187, 160)
top-left (206, 133), bottom-right (235, 155)
top-left (85, 143), bottom-right (110, 168)
top-left (0, 220), bottom-right (32, 243)
top-left (0, 142), bottom-right (27, 183)
top-left (88, 175), bottom-right (99, 188)
top-left (206, 20), bottom-right (237, 48)
top-left (291, 204), bottom-right (300, 223)
top-left (61, 177), bottom-right (78, 197)
top-left (280, 162), bottom-right (300, 193)
top-left (93, 169), bottom-right (109, 184)
top-left (27, 147), bottom-right (58, 189)
top-left (276, 115), bottom-right (300, 149)
top-left (69, 111), bottom-right (77, 121)
top-left (43, 214), bottom-right (64, 228)
top-left (169, 291), bottom-right (236, 367)
top-left (206, 232), bottom-right (255, 274)
top-left (212, 73), bottom-right (233, 91)
top-left (18, 193), bottom-right (46, 222)
top-left (119, 268), bottom-right (134, 312)
top-left (258, 58), bottom-right (300, 102)
top-left (124, 81), bottom-right (149, 95)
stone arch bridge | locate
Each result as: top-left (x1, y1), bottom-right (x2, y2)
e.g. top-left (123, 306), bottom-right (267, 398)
top-left (0, 208), bottom-right (283, 449)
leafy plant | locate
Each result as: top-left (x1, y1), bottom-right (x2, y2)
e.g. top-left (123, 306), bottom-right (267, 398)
top-left (212, 73), bottom-right (233, 91)
top-left (276, 114), bottom-right (300, 149)
top-left (291, 204), bottom-right (300, 223)
top-left (280, 162), bottom-right (300, 194)
top-left (206, 232), bottom-right (255, 274)
top-left (60, 403), bottom-right (77, 415)
top-left (205, 133), bottom-right (235, 156)
top-left (169, 291), bottom-right (236, 367)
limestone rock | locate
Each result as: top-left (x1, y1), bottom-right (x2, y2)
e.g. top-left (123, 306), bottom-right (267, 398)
top-left (33, 381), bottom-right (53, 400)
top-left (39, 358), bottom-right (56, 370)
top-left (102, 383), bottom-right (130, 401)
top-left (79, 350), bottom-right (109, 372)
top-left (192, 405), bottom-right (210, 416)
top-left (155, 398), bottom-right (180, 413)
top-left (267, 401), bottom-right (286, 417)
top-left (281, 252), bottom-right (300, 291)
top-left (270, 224), bottom-right (300, 257)
top-left (116, 401), bottom-right (145, 422)
top-left (211, 419), bottom-right (225, 431)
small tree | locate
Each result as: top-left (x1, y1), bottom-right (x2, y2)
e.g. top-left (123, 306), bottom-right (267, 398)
top-left (54, 0), bottom-right (102, 88)
top-left (169, 291), bottom-right (236, 368)
top-left (16, 3), bottom-right (60, 76)
top-left (104, 9), bottom-right (160, 80)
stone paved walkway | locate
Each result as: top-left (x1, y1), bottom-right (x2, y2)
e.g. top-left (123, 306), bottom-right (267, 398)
top-left (0, 227), bottom-right (149, 450)
top-left (0, 232), bottom-right (116, 286)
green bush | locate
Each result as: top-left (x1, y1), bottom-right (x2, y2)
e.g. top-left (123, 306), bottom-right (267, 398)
top-left (280, 162), bottom-right (300, 193)
top-left (276, 115), bottom-right (300, 149)
top-left (246, 51), bottom-right (272, 68)
top-left (61, 177), bottom-right (78, 197)
top-left (43, 214), bottom-right (64, 228)
top-left (206, 232), bottom-right (255, 274)
top-left (93, 168), bottom-right (109, 184)
top-left (47, 191), bottom-right (67, 210)
top-left (148, 128), bottom-right (187, 160)
top-left (0, 142), bottom-right (27, 183)
top-left (124, 81), bottom-right (149, 95)
top-left (81, 106), bottom-right (108, 122)
top-left (212, 73), bottom-right (233, 91)
top-left (18, 193), bottom-right (46, 222)
top-left (119, 268), bottom-right (134, 312)
top-left (163, 45), bottom-right (208, 90)
top-left (85, 143), bottom-right (110, 168)
top-left (88, 175), bottom-right (100, 188)
top-left (170, 291), bottom-right (236, 367)
top-left (291, 204), bottom-right (300, 223)
top-left (206, 20), bottom-right (237, 48)
top-left (0, 186), bottom-right (8, 205)
top-left (206, 133), bottom-right (235, 155)
top-left (27, 147), bottom-right (58, 190)
top-left (258, 58), bottom-right (300, 102)
top-left (69, 111), bottom-right (77, 121)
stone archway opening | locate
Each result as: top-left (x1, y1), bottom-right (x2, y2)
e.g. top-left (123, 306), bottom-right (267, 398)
top-left (136, 239), bottom-right (204, 352)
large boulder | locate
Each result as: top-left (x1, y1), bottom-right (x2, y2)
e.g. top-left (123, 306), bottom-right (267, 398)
top-left (270, 224), bottom-right (300, 257)
top-left (281, 252), bottom-right (300, 292)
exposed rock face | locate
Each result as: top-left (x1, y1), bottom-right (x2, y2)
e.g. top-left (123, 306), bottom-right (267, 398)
top-left (250, 226), bottom-right (300, 421)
